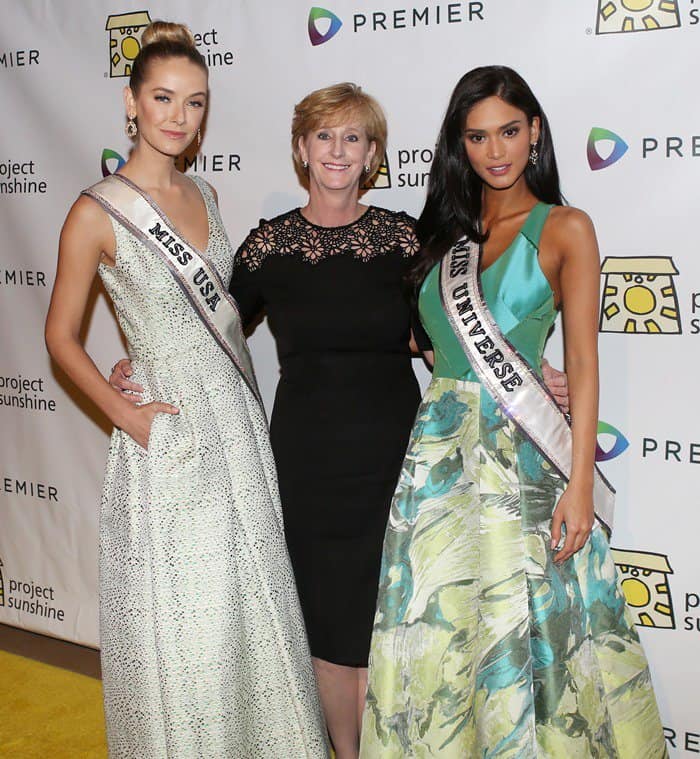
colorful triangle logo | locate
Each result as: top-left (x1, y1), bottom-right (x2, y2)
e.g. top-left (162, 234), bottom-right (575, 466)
top-left (587, 127), bottom-right (628, 171)
top-left (308, 7), bottom-right (343, 46)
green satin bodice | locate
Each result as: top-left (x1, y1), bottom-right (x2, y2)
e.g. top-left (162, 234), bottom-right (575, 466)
top-left (419, 203), bottom-right (556, 381)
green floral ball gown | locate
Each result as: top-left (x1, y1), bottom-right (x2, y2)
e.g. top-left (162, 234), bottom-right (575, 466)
top-left (360, 204), bottom-right (667, 758)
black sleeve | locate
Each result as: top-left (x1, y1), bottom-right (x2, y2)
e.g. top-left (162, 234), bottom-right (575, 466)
top-left (229, 228), bottom-right (265, 326)
top-left (229, 264), bottom-right (264, 327)
top-left (411, 309), bottom-right (432, 352)
top-left (395, 212), bottom-right (432, 352)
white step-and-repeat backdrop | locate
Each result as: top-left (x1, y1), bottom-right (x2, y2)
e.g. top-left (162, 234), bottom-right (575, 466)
top-left (1, 1), bottom-right (697, 751)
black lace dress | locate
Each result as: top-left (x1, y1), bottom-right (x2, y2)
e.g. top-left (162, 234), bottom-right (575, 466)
top-left (230, 206), bottom-right (422, 667)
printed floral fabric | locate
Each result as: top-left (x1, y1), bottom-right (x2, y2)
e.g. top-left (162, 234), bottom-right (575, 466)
top-left (360, 378), bottom-right (668, 758)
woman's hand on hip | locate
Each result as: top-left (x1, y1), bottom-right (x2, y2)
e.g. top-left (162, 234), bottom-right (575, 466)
top-left (109, 358), bottom-right (144, 402)
top-left (120, 401), bottom-right (179, 450)
top-left (542, 359), bottom-right (569, 413)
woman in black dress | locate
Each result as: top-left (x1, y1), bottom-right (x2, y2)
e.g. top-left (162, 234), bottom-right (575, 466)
top-left (230, 83), bottom-right (420, 758)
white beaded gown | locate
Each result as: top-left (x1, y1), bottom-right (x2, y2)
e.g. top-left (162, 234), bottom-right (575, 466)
top-left (94, 175), bottom-right (328, 758)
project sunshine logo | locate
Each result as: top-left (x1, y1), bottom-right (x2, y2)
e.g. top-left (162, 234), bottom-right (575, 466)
top-left (611, 549), bottom-right (676, 629)
top-left (308, 7), bottom-right (343, 45)
top-left (362, 154), bottom-right (391, 190)
top-left (596, 0), bottom-right (681, 34)
top-left (587, 127), bottom-right (628, 170)
top-left (600, 256), bottom-right (682, 334)
top-left (0, 553), bottom-right (66, 622)
top-left (106, 10), bottom-right (152, 77)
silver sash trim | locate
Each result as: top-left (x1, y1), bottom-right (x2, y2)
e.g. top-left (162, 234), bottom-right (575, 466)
top-left (439, 237), bottom-right (615, 532)
top-left (83, 174), bottom-right (264, 411)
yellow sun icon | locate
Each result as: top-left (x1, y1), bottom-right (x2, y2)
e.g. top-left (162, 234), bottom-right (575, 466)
top-left (611, 549), bottom-right (675, 629)
top-left (600, 256), bottom-right (681, 334)
top-left (596, 0), bottom-right (680, 34)
top-left (106, 11), bottom-right (152, 78)
top-left (362, 154), bottom-right (392, 191)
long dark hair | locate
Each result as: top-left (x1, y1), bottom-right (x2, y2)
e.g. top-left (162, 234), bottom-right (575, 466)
top-left (410, 66), bottom-right (564, 292)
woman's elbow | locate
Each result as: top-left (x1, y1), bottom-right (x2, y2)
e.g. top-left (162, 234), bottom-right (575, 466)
top-left (44, 316), bottom-right (72, 362)
top-left (44, 322), bottom-right (61, 360)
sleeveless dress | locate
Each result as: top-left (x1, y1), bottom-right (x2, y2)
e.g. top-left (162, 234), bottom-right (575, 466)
top-left (230, 207), bottom-right (422, 666)
top-left (95, 175), bottom-right (327, 758)
top-left (360, 204), bottom-right (667, 757)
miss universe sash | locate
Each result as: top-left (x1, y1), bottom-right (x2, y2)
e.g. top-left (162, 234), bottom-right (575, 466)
top-left (439, 237), bottom-right (615, 533)
top-left (83, 174), bottom-right (264, 411)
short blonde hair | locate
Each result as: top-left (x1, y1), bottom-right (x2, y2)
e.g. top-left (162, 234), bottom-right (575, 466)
top-left (291, 82), bottom-right (388, 186)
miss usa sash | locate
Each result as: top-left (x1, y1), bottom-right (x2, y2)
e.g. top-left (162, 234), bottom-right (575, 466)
top-left (439, 237), bottom-right (615, 533)
top-left (83, 174), bottom-right (264, 412)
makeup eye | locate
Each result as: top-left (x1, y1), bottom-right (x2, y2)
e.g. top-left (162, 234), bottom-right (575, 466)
top-left (466, 134), bottom-right (485, 144)
top-left (317, 131), bottom-right (331, 140)
top-left (189, 100), bottom-right (205, 108)
top-left (503, 126), bottom-right (520, 137)
top-left (345, 134), bottom-right (359, 142)
top-left (155, 94), bottom-right (171, 103)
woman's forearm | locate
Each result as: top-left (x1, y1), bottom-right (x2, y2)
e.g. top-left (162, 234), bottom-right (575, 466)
top-left (565, 351), bottom-right (598, 490)
top-left (45, 331), bottom-right (133, 429)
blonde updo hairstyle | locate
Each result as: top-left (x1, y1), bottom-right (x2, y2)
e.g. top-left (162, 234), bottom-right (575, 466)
top-left (291, 83), bottom-right (388, 188)
top-left (129, 21), bottom-right (207, 95)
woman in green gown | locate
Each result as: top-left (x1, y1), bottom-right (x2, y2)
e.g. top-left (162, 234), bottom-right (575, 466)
top-left (360, 66), bottom-right (667, 758)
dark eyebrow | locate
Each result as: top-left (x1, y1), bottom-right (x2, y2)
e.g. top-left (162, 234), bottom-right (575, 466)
top-left (151, 87), bottom-right (207, 98)
top-left (464, 119), bottom-right (522, 134)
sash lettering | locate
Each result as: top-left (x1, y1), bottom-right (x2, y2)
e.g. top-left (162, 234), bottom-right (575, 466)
top-left (439, 237), bottom-right (615, 532)
top-left (450, 282), bottom-right (522, 391)
top-left (148, 222), bottom-right (192, 265)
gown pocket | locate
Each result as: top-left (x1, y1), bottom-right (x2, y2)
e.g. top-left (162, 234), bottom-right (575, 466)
top-left (145, 408), bottom-right (198, 478)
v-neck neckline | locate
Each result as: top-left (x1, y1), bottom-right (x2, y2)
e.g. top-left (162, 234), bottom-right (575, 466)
top-left (479, 202), bottom-right (542, 276)
top-left (114, 173), bottom-right (211, 255)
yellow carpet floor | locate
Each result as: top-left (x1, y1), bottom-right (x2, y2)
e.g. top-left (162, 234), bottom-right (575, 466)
top-left (0, 650), bottom-right (107, 758)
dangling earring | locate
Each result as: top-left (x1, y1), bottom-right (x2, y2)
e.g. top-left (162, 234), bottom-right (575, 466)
top-left (302, 160), bottom-right (309, 169)
top-left (197, 128), bottom-right (201, 148)
top-left (125, 116), bottom-right (137, 138)
top-left (528, 143), bottom-right (539, 166)
top-left (364, 164), bottom-right (370, 174)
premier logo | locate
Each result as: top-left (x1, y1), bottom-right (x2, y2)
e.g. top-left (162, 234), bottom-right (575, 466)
top-left (587, 127), bottom-right (628, 170)
top-left (0, 49), bottom-right (39, 68)
top-left (596, 421), bottom-right (630, 462)
top-left (308, 7), bottom-right (343, 45)
top-left (101, 148), bottom-right (126, 177)
top-left (308, 3), bottom-right (485, 45)
top-left (353, 2), bottom-right (485, 31)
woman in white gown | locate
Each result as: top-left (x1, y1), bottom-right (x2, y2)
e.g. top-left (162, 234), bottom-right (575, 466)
top-left (45, 21), bottom-right (327, 758)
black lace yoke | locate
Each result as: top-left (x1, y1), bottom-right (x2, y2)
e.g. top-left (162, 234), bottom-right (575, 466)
top-left (235, 206), bottom-right (419, 272)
